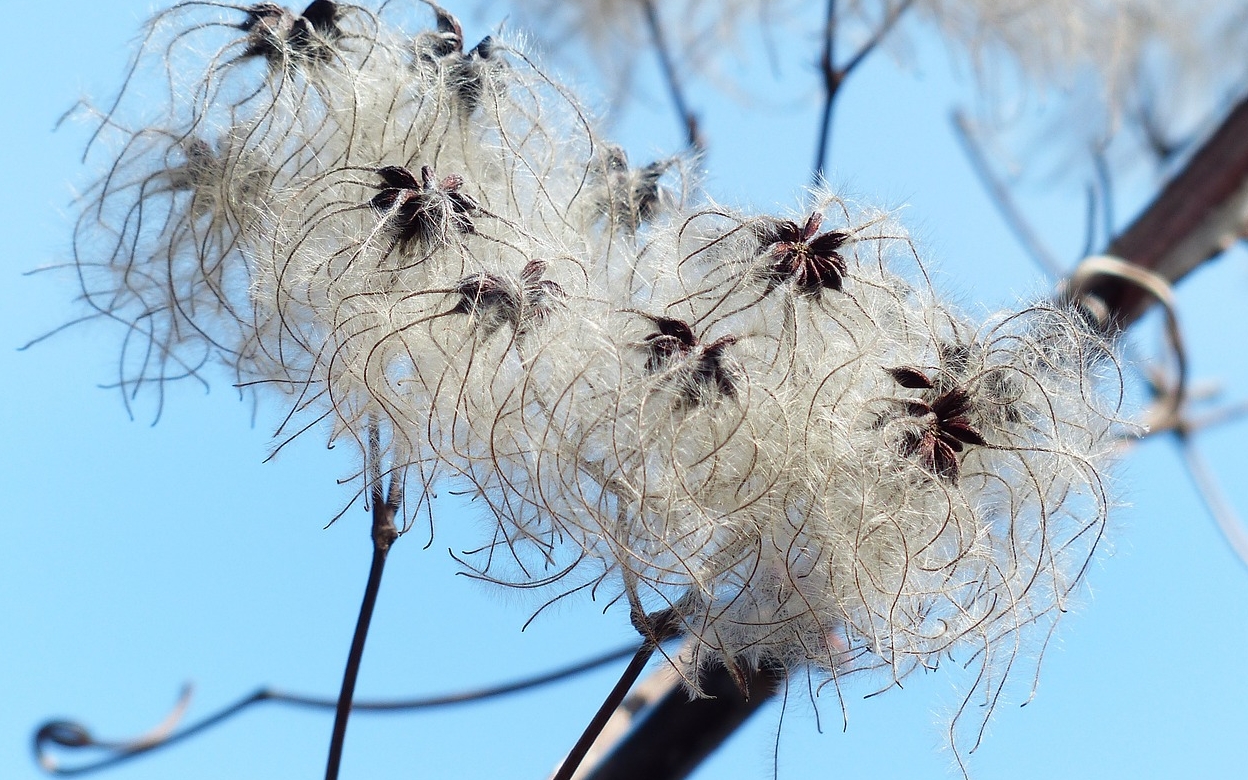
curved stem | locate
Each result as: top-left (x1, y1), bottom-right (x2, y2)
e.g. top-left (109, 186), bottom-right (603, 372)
top-left (33, 644), bottom-right (641, 776)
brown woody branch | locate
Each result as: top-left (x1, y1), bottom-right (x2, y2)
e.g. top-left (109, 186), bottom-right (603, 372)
top-left (1078, 94), bottom-right (1248, 329)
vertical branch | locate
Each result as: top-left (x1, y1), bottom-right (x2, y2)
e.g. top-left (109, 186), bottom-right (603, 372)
top-left (640, 0), bottom-right (702, 149)
top-left (325, 420), bottom-right (400, 780)
top-left (811, 0), bottom-right (839, 181)
top-left (812, 0), bottom-right (914, 181)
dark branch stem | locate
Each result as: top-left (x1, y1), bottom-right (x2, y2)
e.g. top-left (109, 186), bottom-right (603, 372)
top-left (1084, 92), bottom-right (1248, 328)
top-left (579, 662), bottom-right (785, 780)
top-left (812, 0), bottom-right (914, 182)
top-left (550, 643), bottom-right (657, 780)
top-left (33, 644), bottom-right (641, 776)
top-left (640, 0), bottom-right (701, 150)
top-left (325, 421), bottom-right (399, 780)
top-left (811, 0), bottom-right (839, 181)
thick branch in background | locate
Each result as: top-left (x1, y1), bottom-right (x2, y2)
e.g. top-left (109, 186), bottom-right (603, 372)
top-left (577, 91), bottom-right (1248, 780)
top-left (1081, 94), bottom-right (1248, 329)
top-left (579, 663), bottom-right (783, 780)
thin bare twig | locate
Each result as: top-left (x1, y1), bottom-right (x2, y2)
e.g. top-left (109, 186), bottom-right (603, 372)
top-left (550, 606), bottom-right (684, 780)
top-left (1131, 364), bottom-right (1248, 570)
top-left (579, 661), bottom-right (785, 780)
top-left (812, 0), bottom-right (915, 181)
top-left (950, 110), bottom-right (1065, 277)
top-left (32, 644), bottom-right (641, 776)
top-left (551, 643), bottom-right (658, 780)
top-left (1180, 440), bottom-right (1248, 567)
top-left (640, 0), bottom-right (701, 149)
top-left (325, 420), bottom-right (400, 780)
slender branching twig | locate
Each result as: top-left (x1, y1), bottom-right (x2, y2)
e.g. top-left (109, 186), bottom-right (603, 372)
top-left (812, 0), bottom-right (915, 181)
top-left (951, 110), bottom-right (1065, 277)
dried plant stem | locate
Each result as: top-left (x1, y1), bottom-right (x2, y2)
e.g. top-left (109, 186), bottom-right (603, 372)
top-left (951, 110), bottom-right (1065, 277)
top-left (812, 0), bottom-right (840, 180)
top-left (550, 643), bottom-right (657, 780)
top-left (325, 421), bottom-right (400, 780)
top-left (33, 644), bottom-right (641, 776)
top-left (640, 0), bottom-right (701, 149)
top-left (579, 662), bottom-right (784, 780)
top-left (812, 0), bottom-right (914, 181)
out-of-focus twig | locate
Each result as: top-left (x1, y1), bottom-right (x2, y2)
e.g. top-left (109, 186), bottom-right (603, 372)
top-left (812, 0), bottom-right (915, 181)
top-left (640, 0), bottom-right (702, 150)
top-left (33, 644), bottom-right (641, 776)
top-left (951, 110), bottom-right (1065, 278)
top-left (1131, 363), bottom-right (1248, 569)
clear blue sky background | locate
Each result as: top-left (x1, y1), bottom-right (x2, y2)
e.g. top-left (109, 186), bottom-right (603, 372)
top-left (5, 2), bottom-right (1248, 779)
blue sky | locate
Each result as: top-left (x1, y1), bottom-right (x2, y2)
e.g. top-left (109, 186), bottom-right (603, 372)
top-left (5, 2), bottom-right (1248, 779)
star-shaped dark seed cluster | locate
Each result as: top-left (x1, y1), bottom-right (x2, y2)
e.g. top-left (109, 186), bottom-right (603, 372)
top-left (753, 212), bottom-right (850, 298)
top-left (369, 165), bottom-right (478, 255)
top-left (640, 315), bottom-right (739, 406)
top-left (240, 1), bottom-right (342, 65)
top-left (516, 259), bottom-right (566, 328)
top-left (415, 4), bottom-right (499, 114)
top-left (450, 260), bottom-right (565, 339)
top-left (884, 366), bottom-right (987, 485)
top-left (597, 146), bottom-right (672, 231)
top-left (936, 340), bottom-right (1024, 424)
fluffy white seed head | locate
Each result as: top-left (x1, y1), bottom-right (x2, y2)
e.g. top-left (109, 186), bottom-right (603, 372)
top-left (68, 1), bottom-right (1129, 768)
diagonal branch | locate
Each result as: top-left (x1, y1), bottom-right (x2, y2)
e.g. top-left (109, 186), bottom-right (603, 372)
top-left (640, 0), bottom-right (702, 149)
top-left (579, 662), bottom-right (784, 780)
top-left (1077, 93), bottom-right (1248, 329)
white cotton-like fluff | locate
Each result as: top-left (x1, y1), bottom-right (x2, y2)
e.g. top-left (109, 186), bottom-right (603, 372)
top-left (69, 0), bottom-right (1129, 769)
